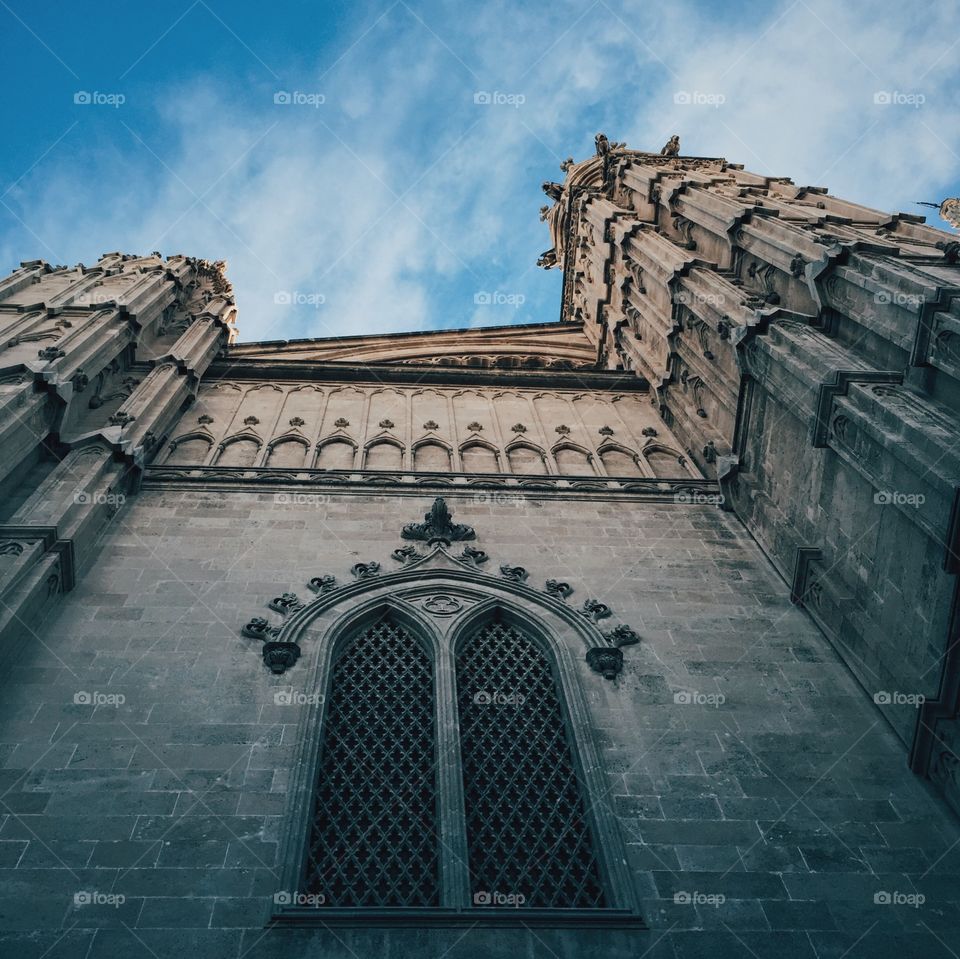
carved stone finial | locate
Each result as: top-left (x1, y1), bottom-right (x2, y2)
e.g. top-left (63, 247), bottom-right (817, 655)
top-left (401, 498), bottom-right (476, 546)
top-left (542, 181), bottom-right (564, 202)
top-left (595, 132), bottom-right (610, 156)
top-left (660, 135), bottom-right (680, 157)
top-left (537, 249), bottom-right (558, 269)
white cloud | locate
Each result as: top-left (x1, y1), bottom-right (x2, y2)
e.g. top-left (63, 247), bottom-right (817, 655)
top-left (1, 0), bottom-right (957, 343)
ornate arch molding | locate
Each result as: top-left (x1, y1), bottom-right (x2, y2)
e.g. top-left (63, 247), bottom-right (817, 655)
top-left (260, 499), bottom-right (645, 929)
top-left (243, 548), bottom-right (639, 679)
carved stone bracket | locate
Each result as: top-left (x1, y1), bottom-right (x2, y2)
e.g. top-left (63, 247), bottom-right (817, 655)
top-left (262, 641), bottom-right (301, 674)
top-left (586, 646), bottom-right (623, 680)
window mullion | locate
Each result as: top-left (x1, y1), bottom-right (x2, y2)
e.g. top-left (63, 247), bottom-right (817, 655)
top-left (434, 642), bottom-right (471, 909)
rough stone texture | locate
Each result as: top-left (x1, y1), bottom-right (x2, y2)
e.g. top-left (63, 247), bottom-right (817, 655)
top-left (0, 489), bottom-right (957, 957)
top-left (540, 143), bottom-right (960, 811)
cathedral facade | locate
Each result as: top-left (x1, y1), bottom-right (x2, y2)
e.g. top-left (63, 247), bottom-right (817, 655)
top-left (0, 141), bottom-right (959, 957)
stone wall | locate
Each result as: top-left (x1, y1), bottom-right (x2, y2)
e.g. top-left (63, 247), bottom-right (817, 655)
top-left (540, 145), bottom-right (960, 812)
top-left (1, 485), bottom-right (956, 957)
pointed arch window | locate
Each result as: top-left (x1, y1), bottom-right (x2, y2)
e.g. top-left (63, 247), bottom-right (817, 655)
top-left (456, 618), bottom-right (607, 908)
top-left (278, 606), bottom-right (642, 928)
top-left (303, 615), bottom-right (440, 907)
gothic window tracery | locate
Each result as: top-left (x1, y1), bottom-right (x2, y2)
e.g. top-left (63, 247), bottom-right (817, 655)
top-left (304, 616), bottom-right (440, 906)
top-left (293, 603), bottom-right (621, 921)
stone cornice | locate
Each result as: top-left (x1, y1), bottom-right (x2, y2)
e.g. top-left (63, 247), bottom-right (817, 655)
top-left (143, 464), bottom-right (720, 503)
top-left (203, 358), bottom-right (651, 391)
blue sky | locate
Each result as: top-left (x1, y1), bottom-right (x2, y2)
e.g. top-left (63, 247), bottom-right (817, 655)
top-left (1, 0), bottom-right (958, 343)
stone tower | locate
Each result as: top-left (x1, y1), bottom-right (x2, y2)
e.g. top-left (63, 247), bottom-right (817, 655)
top-left (0, 142), bottom-right (958, 957)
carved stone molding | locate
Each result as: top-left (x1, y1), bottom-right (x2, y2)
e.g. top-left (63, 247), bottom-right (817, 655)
top-left (811, 370), bottom-right (902, 448)
top-left (545, 579), bottom-right (574, 599)
top-left (460, 545), bottom-right (489, 565)
top-left (392, 544), bottom-right (424, 564)
top-left (307, 574), bottom-right (337, 594)
top-left (581, 598), bottom-right (612, 622)
top-left (499, 564), bottom-right (529, 583)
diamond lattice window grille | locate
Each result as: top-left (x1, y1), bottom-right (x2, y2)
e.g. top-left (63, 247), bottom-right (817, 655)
top-left (456, 619), bottom-right (607, 908)
top-left (303, 616), bottom-right (440, 907)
